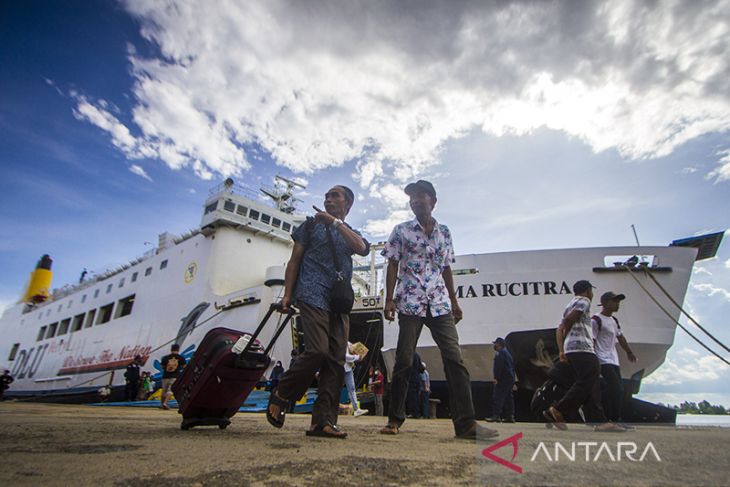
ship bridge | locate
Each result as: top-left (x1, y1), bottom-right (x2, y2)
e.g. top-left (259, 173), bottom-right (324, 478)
top-left (200, 178), bottom-right (306, 243)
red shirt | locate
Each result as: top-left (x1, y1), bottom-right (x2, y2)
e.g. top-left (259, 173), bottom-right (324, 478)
top-left (372, 371), bottom-right (385, 395)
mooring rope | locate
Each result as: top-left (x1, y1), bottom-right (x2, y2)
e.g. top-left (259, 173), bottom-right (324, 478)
top-left (622, 265), bottom-right (730, 367)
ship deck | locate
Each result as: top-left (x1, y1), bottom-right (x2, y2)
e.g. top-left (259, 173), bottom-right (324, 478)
top-left (1, 402), bottom-right (728, 486)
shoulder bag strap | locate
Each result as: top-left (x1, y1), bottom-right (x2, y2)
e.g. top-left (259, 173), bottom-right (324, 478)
top-left (325, 225), bottom-right (343, 278)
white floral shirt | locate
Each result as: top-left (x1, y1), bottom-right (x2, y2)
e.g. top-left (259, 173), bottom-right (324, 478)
top-left (382, 218), bottom-right (455, 317)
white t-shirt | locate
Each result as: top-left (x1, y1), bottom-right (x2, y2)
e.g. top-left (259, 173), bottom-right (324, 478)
top-left (592, 313), bottom-right (622, 366)
top-left (562, 296), bottom-right (595, 355)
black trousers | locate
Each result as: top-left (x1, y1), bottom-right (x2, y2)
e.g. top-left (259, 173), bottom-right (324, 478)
top-left (276, 302), bottom-right (348, 427)
top-left (555, 352), bottom-right (606, 423)
top-left (125, 380), bottom-right (139, 401)
top-left (492, 380), bottom-right (515, 419)
top-left (601, 364), bottom-right (623, 422)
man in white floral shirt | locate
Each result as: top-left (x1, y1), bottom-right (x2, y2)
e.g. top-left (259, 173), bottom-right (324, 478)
top-left (378, 180), bottom-right (499, 440)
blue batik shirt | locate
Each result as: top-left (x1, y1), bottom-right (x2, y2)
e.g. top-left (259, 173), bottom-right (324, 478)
top-left (292, 218), bottom-right (369, 312)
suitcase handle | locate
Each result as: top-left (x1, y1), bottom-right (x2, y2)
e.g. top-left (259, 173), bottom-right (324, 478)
top-left (240, 303), bottom-right (295, 356)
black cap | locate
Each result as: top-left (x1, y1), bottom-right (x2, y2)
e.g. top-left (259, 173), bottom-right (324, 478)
top-left (600, 291), bottom-right (626, 303)
top-left (494, 337), bottom-right (505, 346)
top-left (404, 180), bottom-right (436, 198)
top-left (572, 280), bottom-right (595, 294)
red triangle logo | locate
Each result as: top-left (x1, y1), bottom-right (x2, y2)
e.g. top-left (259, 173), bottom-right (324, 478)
top-left (481, 432), bottom-right (523, 473)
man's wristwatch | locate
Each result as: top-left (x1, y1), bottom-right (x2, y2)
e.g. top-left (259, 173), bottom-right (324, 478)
top-left (332, 218), bottom-right (343, 229)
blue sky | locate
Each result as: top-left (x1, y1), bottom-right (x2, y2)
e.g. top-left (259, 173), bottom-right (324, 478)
top-left (1, 0), bottom-right (729, 405)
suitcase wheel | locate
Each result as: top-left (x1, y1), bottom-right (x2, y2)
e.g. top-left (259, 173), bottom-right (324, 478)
top-left (218, 423), bottom-right (228, 430)
top-left (181, 423), bottom-right (190, 431)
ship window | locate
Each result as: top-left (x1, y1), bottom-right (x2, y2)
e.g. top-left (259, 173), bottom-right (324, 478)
top-left (115, 294), bottom-right (135, 318)
top-left (81, 294), bottom-right (87, 303)
top-left (282, 222), bottom-right (291, 232)
top-left (204, 201), bottom-right (218, 214)
top-left (160, 260), bottom-right (168, 270)
top-left (236, 205), bottom-right (248, 216)
top-left (84, 309), bottom-right (96, 329)
top-left (131, 272), bottom-right (138, 283)
top-left (260, 213), bottom-right (271, 225)
top-left (249, 209), bottom-right (260, 220)
top-left (57, 304), bottom-right (62, 312)
top-left (46, 309), bottom-right (51, 317)
top-left (223, 200), bottom-right (235, 212)
top-left (37, 326), bottom-right (47, 342)
top-left (68, 315), bottom-right (82, 333)
top-left (97, 303), bottom-right (114, 325)
top-left (271, 218), bottom-right (281, 228)
top-left (67, 300), bottom-right (73, 309)
top-left (39, 313), bottom-right (43, 320)
top-left (8, 343), bottom-right (20, 361)
top-left (94, 289), bottom-right (100, 298)
top-left (145, 267), bottom-right (152, 276)
top-left (46, 322), bottom-right (58, 339)
top-left (119, 278), bottom-right (125, 288)
top-left (603, 255), bottom-right (657, 267)
top-left (106, 284), bottom-right (113, 294)
top-left (58, 318), bottom-right (71, 335)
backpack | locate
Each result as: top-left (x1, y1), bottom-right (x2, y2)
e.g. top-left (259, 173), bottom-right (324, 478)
top-left (592, 314), bottom-right (620, 332)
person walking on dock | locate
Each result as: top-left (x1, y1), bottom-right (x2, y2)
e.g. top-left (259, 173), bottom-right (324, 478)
top-left (592, 291), bottom-right (637, 426)
top-left (0, 370), bottom-right (13, 400)
top-left (546, 280), bottom-right (625, 432)
top-left (160, 344), bottom-right (186, 410)
top-left (488, 337), bottom-right (515, 423)
top-left (124, 355), bottom-right (142, 402)
top-left (267, 185), bottom-right (370, 439)
top-left (378, 179), bottom-right (498, 440)
top-left (370, 366), bottom-right (385, 416)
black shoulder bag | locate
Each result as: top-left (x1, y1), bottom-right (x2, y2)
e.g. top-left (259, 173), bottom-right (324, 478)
top-left (326, 224), bottom-right (355, 314)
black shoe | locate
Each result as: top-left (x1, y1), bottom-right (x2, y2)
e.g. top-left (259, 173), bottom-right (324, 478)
top-left (485, 416), bottom-right (501, 423)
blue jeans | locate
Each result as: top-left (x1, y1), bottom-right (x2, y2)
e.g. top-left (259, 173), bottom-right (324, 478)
top-left (388, 311), bottom-right (475, 435)
top-left (344, 368), bottom-right (360, 410)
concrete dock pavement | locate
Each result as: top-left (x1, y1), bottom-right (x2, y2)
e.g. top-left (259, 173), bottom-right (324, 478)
top-left (0, 402), bottom-right (728, 486)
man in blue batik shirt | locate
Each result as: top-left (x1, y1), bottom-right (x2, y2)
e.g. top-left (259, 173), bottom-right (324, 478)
top-left (267, 185), bottom-right (369, 439)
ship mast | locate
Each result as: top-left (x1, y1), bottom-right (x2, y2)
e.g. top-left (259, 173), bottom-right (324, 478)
top-left (260, 175), bottom-right (306, 214)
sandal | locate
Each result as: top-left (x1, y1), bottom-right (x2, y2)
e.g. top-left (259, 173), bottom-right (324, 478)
top-left (305, 422), bottom-right (348, 439)
top-left (379, 422), bottom-right (399, 435)
top-left (266, 389), bottom-right (289, 429)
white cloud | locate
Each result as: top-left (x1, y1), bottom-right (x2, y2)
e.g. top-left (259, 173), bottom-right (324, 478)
top-left (363, 209), bottom-right (411, 237)
top-left (692, 282), bottom-right (730, 301)
top-left (70, 1), bottom-right (730, 196)
top-left (708, 149), bottom-right (730, 183)
top-left (644, 352), bottom-right (729, 386)
top-left (693, 266), bottom-right (712, 276)
top-left (129, 164), bottom-right (153, 182)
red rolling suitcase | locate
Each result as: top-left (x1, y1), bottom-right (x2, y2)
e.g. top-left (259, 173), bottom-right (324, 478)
top-left (172, 303), bottom-right (293, 430)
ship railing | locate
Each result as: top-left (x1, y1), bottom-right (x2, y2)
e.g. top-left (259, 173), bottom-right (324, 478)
top-left (208, 181), bottom-right (260, 201)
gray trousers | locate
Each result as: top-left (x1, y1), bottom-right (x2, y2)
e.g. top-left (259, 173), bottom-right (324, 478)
top-left (276, 302), bottom-right (349, 427)
top-left (388, 311), bottom-right (475, 435)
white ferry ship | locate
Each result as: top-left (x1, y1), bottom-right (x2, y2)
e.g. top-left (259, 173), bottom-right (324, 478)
top-left (0, 178), bottom-right (722, 420)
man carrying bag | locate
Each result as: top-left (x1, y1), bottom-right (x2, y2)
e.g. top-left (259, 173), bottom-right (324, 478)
top-left (267, 185), bottom-right (369, 439)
